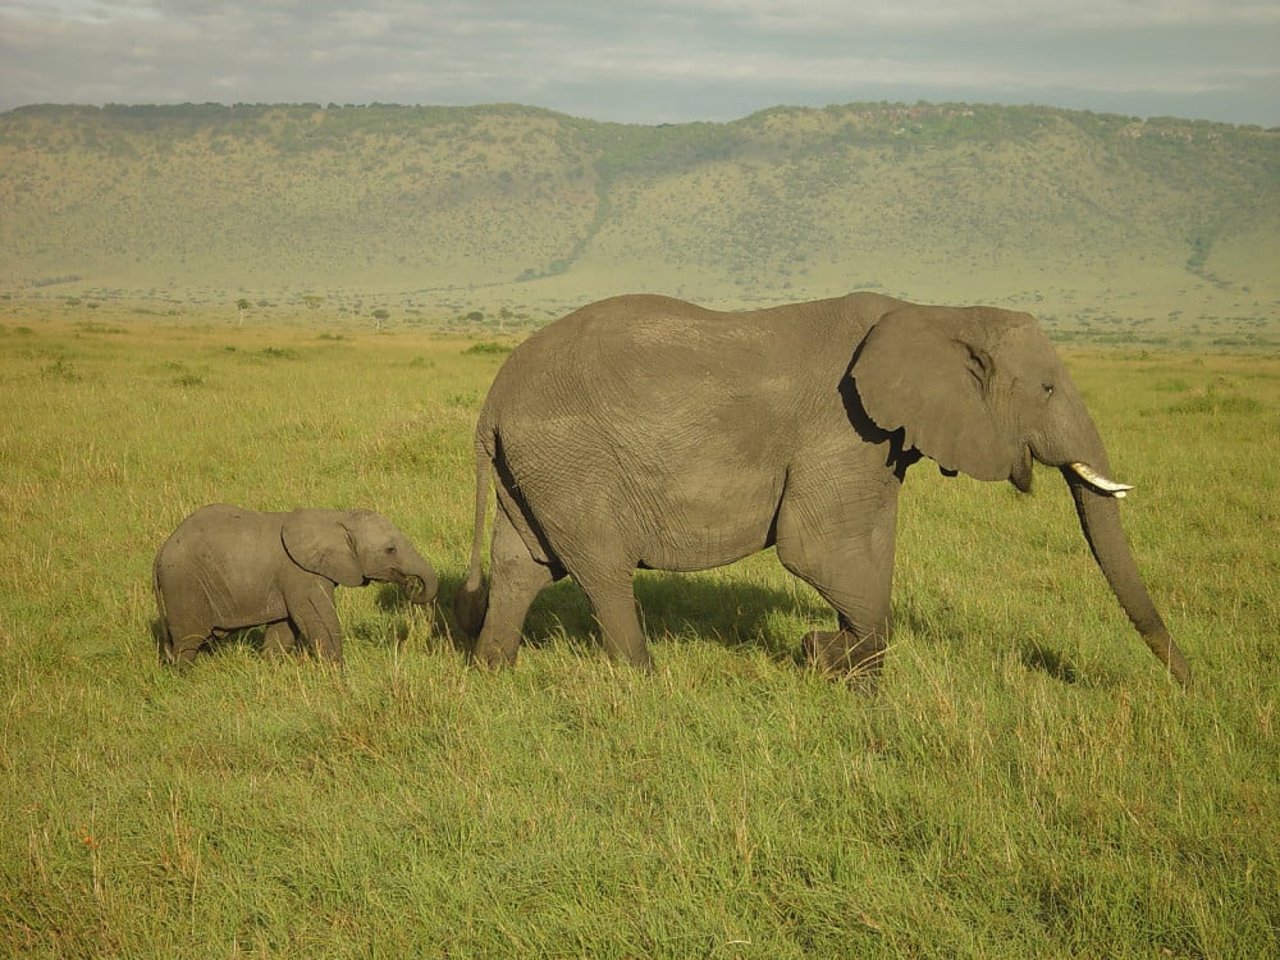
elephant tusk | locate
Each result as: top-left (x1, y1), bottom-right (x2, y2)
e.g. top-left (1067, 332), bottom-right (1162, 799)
top-left (1068, 461), bottom-right (1133, 498)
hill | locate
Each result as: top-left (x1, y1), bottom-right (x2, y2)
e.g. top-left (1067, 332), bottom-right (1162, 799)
top-left (1, 101), bottom-right (1277, 340)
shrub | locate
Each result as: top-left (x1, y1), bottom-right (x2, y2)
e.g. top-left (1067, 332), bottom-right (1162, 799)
top-left (463, 341), bottom-right (512, 356)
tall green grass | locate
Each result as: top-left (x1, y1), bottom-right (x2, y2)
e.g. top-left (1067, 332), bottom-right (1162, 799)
top-left (1, 308), bottom-right (1276, 957)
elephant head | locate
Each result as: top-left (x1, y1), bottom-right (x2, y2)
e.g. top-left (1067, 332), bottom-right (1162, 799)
top-left (851, 304), bottom-right (1190, 684)
top-left (281, 509), bottom-right (438, 604)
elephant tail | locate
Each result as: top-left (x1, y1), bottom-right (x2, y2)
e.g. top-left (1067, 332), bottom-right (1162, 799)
top-left (453, 424), bottom-right (493, 638)
top-left (152, 554), bottom-right (174, 665)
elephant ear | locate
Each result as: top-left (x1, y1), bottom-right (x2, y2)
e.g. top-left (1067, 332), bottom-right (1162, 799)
top-left (850, 304), bottom-right (1024, 481)
top-left (281, 509), bottom-right (364, 587)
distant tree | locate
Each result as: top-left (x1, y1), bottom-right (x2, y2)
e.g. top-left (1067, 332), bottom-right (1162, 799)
top-left (235, 297), bottom-right (251, 325)
top-left (372, 308), bottom-right (390, 330)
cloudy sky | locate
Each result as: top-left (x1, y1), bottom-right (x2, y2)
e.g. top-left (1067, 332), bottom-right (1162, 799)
top-left (2, 1), bottom-right (1277, 126)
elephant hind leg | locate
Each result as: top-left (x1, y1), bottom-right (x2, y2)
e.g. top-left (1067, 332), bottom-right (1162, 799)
top-left (261, 619), bottom-right (299, 659)
top-left (573, 569), bottom-right (652, 670)
top-left (159, 595), bottom-right (216, 666)
top-left (167, 624), bottom-right (210, 666)
top-left (556, 535), bottom-right (650, 669)
top-left (471, 507), bottom-right (556, 667)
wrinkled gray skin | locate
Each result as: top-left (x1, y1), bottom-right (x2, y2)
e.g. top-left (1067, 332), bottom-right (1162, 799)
top-left (154, 504), bottom-right (438, 666)
top-left (456, 293), bottom-right (1189, 685)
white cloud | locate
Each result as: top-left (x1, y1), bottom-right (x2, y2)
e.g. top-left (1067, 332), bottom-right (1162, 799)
top-left (536, 41), bottom-right (1273, 97)
top-left (0, 0), bottom-right (161, 23)
top-left (665, 0), bottom-right (1280, 30)
top-left (1, 0), bottom-right (1276, 123)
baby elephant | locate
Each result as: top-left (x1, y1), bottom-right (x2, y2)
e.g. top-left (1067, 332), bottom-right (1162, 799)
top-left (153, 503), bottom-right (438, 666)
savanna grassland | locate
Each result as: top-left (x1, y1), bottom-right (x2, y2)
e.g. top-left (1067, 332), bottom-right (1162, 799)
top-left (1, 300), bottom-right (1277, 958)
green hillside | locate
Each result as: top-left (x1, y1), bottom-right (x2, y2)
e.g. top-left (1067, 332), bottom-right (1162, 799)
top-left (1, 101), bottom-right (1277, 338)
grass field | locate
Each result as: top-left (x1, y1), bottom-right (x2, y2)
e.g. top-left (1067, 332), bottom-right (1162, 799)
top-left (1, 302), bottom-right (1277, 958)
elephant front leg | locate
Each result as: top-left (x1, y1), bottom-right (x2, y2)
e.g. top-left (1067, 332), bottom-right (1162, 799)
top-left (286, 580), bottom-right (344, 664)
top-left (802, 613), bottom-right (889, 680)
top-left (793, 568), bottom-right (894, 683)
top-left (575, 571), bottom-right (652, 670)
top-left (776, 471), bottom-right (899, 683)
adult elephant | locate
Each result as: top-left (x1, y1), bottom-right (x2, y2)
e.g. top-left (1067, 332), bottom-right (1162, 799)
top-left (454, 292), bottom-right (1189, 684)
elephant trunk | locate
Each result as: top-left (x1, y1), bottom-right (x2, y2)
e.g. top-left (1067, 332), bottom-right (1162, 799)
top-left (1063, 469), bottom-right (1190, 684)
top-left (403, 572), bottom-right (437, 605)
top-left (394, 546), bottom-right (438, 605)
top-left (402, 563), bottom-right (439, 605)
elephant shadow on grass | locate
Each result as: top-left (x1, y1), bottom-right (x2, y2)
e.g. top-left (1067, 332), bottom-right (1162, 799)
top-left (1020, 643), bottom-right (1079, 683)
top-left (347, 583), bottom-right (445, 651)
top-left (443, 567), bottom-right (833, 665)
top-left (432, 567), bottom-right (1086, 679)
top-left (862, 593), bottom-right (1083, 685)
top-left (635, 573), bottom-right (832, 663)
top-left (149, 618), bottom-right (281, 663)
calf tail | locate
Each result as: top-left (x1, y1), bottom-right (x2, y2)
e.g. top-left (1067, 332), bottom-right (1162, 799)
top-left (152, 555), bottom-right (174, 665)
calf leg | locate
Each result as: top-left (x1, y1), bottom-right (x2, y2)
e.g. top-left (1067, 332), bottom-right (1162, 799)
top-left (261, 619), bottom-right (299, 659)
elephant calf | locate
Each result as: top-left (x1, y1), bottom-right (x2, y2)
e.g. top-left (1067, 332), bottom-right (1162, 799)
top-left (153, 503), bottom-right (438, 666)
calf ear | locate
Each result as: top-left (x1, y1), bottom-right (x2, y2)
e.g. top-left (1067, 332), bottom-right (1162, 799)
top-left (281, 510), bottom-right (364, 587)
top-left (850, 304), bottom-right (1023, 482)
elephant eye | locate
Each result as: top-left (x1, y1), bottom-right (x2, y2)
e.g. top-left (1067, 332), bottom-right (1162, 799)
top-left (385, 545), bottom-right (397, 555)
top-left (1042, 382), bottom-right (1054, 398)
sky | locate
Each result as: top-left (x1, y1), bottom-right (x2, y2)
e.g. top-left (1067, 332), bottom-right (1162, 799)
top-left (2, 1), bottom-right (1278, 127)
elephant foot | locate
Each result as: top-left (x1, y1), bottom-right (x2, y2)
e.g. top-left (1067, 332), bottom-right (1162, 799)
top-left (470, 638), bottom-right (518, 669)
top-left (165, 636), bottom-right (205, 670)
top-left (163, 652), bottom-right (197, 672)
top-left (803, 629), bottom-right (885, 685)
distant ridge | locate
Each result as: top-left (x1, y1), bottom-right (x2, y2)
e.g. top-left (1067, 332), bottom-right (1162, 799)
top-left (1, 101), bottom-right (1276, 328)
